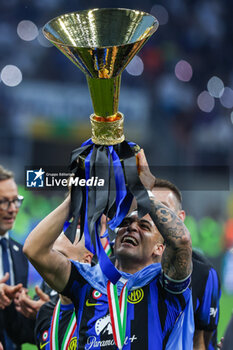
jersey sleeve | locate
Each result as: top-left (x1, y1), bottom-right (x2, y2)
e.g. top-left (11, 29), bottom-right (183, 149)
top-left (61, 261), bottom-right (87, 302)
top-left (195, 267), bottom-right (221, 331)
top-left (34, 300), bottom-right (56, 349)
top-left (160, 271), bottom-right (191, 294)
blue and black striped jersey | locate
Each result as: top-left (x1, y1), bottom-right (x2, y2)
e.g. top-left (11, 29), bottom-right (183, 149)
top-left (35, 296), bottom-right (78, 350)
top-left (62, 262), bottom-right (192, 350)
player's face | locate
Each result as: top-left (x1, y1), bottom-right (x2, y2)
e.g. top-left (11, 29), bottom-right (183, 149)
top-left (0, 179), bottom-right (19, 236)
top-left (114, 212), bottom-right (164, 268)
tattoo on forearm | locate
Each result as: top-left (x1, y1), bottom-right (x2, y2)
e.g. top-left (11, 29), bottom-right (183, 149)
top-left (161, 246), bottom-right (192, 280)
top-left (151, 203), bottom-right (189, 242)
top-left (150, 200), bottom-right (192, 279)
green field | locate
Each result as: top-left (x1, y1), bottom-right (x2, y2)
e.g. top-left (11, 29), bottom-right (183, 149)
top-left (21, 290), bottom-right (233, 349)
top-left (218, 290), bottom-right (233, 339)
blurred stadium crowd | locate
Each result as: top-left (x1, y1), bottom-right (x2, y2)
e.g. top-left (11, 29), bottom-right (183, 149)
top-left (1, 0), bottom-right (233, 167)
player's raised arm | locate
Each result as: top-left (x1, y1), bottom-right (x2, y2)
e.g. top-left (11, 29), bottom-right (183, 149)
top-left (137, 149), bottom-right (192, 281)
top-left (23, 196), bottom-right (71, 292)
top-left (149, 196), bottom-right (192, 280)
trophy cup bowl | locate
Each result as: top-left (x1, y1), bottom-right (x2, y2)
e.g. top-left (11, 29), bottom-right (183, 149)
top-left (43, 8), bottom-right (158, 144)
top-left (43, 8), bottom-right (159, 282)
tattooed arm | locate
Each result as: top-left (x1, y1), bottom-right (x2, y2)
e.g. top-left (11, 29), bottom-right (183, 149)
top-left (149, 199), bottom-right (192, 280)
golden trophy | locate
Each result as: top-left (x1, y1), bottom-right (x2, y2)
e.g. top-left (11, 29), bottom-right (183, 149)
top-left (43, 8), bottom-right (158, 282)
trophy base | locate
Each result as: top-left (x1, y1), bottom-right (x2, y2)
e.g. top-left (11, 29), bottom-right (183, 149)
top-left (90, 112), bottom-right (125, 145)
top-left (78, 141), bottom-right (141, 170)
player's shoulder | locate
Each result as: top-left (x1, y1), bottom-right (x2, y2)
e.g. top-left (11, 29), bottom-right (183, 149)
top-left (191, 250), bottom-right (220, 297)
top-left (192, 250), bottom-right (213, 267)
top-left (37, 298), bottom-right (59, 320)
top-left (192, 250), bottom-right (212, 280)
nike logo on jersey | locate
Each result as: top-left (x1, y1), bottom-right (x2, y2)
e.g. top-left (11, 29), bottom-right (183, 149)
top-left (86, 300), bottom-right (102, 307)
top-left (50, 290), bottom-right (58, 296)
top-left (40, 341), bottom-right (49, 349)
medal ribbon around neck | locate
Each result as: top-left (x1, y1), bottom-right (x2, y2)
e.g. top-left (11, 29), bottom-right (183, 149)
top-left (107, 281), bottom-right (128, 350)
top-left (103, 240), bottom-right (112, 257)
top-left (50, 299), bottom-right (77, 350)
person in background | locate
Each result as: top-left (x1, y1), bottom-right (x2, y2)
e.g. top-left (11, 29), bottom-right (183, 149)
top-left (0, 273), bottom-right (13, 350)
top-left (0, 165), bottom-right (35, 349)
top-left (14, 284), bottom-right (51, 320)
top-left (151, 177), bottom-right (221, 350)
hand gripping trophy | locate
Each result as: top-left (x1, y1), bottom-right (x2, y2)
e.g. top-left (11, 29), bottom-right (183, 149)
top-left (43, 8), bottom-right (159, 282)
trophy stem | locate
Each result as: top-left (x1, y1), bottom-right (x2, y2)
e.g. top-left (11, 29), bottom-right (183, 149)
top-left (86, 75), bottom-right (121, 118)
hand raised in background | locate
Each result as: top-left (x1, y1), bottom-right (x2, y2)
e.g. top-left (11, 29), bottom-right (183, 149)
top-left (0, 273), bottom-right (23, 309)
top-left (14, 285), bottom-right (50, 319)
